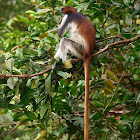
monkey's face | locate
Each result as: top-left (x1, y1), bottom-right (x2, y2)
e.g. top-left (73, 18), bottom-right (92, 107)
top-left (61, 6), bottom-right (77, 15)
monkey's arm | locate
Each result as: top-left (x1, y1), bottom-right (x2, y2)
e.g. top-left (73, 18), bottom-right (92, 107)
top-left (58, 15), bottom-right (69, 38)
top-left (58, 28), bottom-right (65, 38)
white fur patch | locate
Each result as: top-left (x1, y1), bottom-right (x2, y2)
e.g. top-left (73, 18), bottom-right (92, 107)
top-left (54, 38), bottom-right (68, 62)
top-left (58, 14), bottom-right (68, 29)
top-left (55, 15), bottom-right (88, 62)
top-left (68, 22), bottom-right (87, 49)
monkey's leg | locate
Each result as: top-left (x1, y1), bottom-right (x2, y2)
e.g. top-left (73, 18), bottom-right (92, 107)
top-left (54, 37), bottom-right (69, 62)
top-left (55, 37), bottom-right (85, 62)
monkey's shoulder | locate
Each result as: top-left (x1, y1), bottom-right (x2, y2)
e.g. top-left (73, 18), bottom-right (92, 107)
top-left (67, 13), bottom-right (84, 23)
top-left (67, 13), bottom-right (92, 28)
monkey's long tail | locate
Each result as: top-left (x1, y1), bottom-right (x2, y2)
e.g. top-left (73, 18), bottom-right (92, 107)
top-left (84, 57), bottom-right (91, 140)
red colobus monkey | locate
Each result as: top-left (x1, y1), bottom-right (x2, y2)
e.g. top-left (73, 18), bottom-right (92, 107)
top-left (54, 6), bottom-right (96, 140)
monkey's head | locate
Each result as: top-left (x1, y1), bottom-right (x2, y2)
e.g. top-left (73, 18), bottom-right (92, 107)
top-left (61, 6), bottom-right (77, 14)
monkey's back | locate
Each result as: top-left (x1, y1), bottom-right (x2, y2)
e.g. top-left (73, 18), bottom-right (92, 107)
top-left (68, 13), bottom-right (96, 57)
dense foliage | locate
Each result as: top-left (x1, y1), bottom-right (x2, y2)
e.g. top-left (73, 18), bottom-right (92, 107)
top-left (0, 0), bottom-right (140, 139)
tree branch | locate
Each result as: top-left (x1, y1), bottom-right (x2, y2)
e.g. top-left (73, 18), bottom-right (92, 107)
top-left (0, 68), bottom-right (51, 79)
top-left (89, 101), bottom-right (117, 129)
top-left (2, 121), bottom-right (21, 138)
top-left (0, 35), bottom-right (139, 79)
top-left (96, 35), bottom-right (126, 43)
top-left (93, 34), bottom-right (140, 57)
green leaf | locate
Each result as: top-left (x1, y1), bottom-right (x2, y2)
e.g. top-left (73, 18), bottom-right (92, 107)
top-left (47, 36), bottom-right (55, 45)
top-left (77, 80), bottom-right (85, 87)
top-left (9, 104), bottom-right (22, 110)
top-left (40, 104), bottom-right (48, 119)
top-left (99, 53), bottom-right (105, 63)
top-left (121, 115), bottom-right (131, 121)
top-left (45, 74), bottom-right (51, 94)
top-left (37, 8), bottom-right (51, 14)
top-left (17, 15), bottom-right (29, 24)
top-left (48, 47), bottom-right (54, 57)
top-left (4, 33), bottom-right (16, 37)
top-left (5, 58), bottom-right (14, 72)
top-left (104, 87), bottom-right (113, 94)
top-left (105, 80), bottom-right (115, 89)
top-left (7, 77), bottom-right (14, 89)
top-left (32, 37), bottom-right (40, 40)
top-left (92, 112), bottom-right (103, 120)
top-left (93, 101), bottom-right (104, 108)
top-left (103, 0), bottom-right (112, 3)
top-left (125, 13), bottom-right (132, 25)
top-left (37, 95), bottom-right (47, 103)
top-left (106, 70), bottom-right (118, 82)
top-left (134, 116), bottom-right (140, 125)
top-left (73, 117), bottom-right (84, 128)
top-left (23, 49), bottom-right (38, 56)
top-left (24, 110), bottom-right (36, 120)
top-left (63, 102), bottom-right (71, 113)
top-left (13, 67), bottom-right (22, 75)
top-left (47, 126), bottom-right (52, 134)
top-left (123, 0), bottom-right (130, 5)
top-left (26, 79), bottom-right (32, 87)
top-left (136, 93), bottom-right (140, 103)
top-left (20, 87), bottom-right (36, 106)
top-left (66, 0), bottom-right (73, 5)
top-left (4, 113), bottom-right (13, 122)
top-left (0, 96), bottom-right (14, 108)
top-left (57, 71), bottom-right (68, 79)
top-left (31, 79), bottom-right (38, 89)
top-left (131, 9), bottom-right (140, 16)
top-left (25, 10), bottom-right (36, 15)
top-left (14, 30), bottom-right (21, 36)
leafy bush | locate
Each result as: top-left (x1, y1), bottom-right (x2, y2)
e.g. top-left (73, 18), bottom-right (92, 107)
top-left (0, 0), bottom-right (140, 139)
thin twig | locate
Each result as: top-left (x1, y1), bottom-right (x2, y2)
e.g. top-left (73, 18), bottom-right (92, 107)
top-left (3, 121), bottom-right (21, 138)
top-left (120, 33), bottom-right (139, 35)
top-left (118, 48), bottom-right (126, 59)
top-left (109, 125), bottom-right (116, 133)
top-left (123, 76), bottom-right (134, 92)
top-left (102, 11), bottom-right (109, 28)
top-left (89, 100), bottom-right (117, 128)
top-left (96, 35), bottom-right (126, 43)
top-left (0, 122), bottom-right (17, 126)
top-left (0, 68), bottom-right (52, 79)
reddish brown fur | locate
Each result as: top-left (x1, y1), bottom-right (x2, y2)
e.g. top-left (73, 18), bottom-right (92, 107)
top-left (62, 6), bottom-right (77, 14)
top-left (61, 6), bottom-right (96, 140)
top-left (79, 16), bottom-right (96, 57)
top-left (62, 6), bottom-right (96, 58)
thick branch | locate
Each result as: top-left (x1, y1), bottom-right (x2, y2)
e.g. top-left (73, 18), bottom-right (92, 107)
top-left (0, 68), bottom-right (51, 79)
top-left (93, 34), bottom-right (140, 57)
